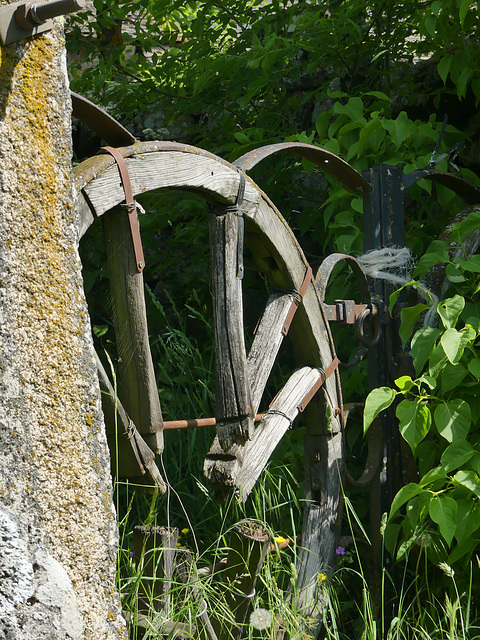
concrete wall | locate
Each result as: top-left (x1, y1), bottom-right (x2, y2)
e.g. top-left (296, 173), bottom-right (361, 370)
top-left (0, 12), bottom-right (126, 640)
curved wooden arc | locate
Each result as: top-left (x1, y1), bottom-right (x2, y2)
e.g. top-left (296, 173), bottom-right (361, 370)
top-left (233, 142), bottom-right (371, 195)
top-left (73, 142), bottom-right (344, 630)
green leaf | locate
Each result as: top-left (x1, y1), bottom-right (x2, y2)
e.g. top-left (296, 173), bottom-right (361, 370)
top-left (333, 96), bottom-right (365, 122)
top-left (419, 465), bottom-right (447, 487)
top-left (389, 482), bottom-right (426, 520)
top-left (448, 537), bottom-right (478, 564)
top-left (437, 54), bottom-right (452, 84)
top-left (459, 255), bottom-right (480, 273)
top-left (441, 363), bottom-right (467, 392)
top-left (394, 375), bottom-right (414, 392)
top-left (393, 111), bottom-right (412, 147)
top-left (411, 327), bottom-right (441, 373)
top-left (418, 375), bottom-right (436, 390)
top-left (357, 117), bottom-right (384, 154)
top-left (438, 295), bottom-right (465, 329)
top-left (454, 499), bottom-right (480, 544)
top-left (428, 343), bottom-right (449, 378)
top-left (383, 522), bottom-right (401, 555)
top-left (454, 470), bottom-right (480, 498)
top-left (363, 387), bottom-right (396, 433)
top-left (468, 358), bottom-right (480, 379)
top-left (450, 211), bottom-right (480, 243)
top-left (315, 111), bottom-right (330, 140)
top-left (400, 304), bottom-right (430, 348)
top-left (413, 241), bottom-right (450, 276)
top-left (429, 495), bottom-right (457, 546)
top-left (445, 262), bottom-right (466, 284)
top-left (440, 440), bottom-right (475, 473)
top-left (441, 328), bottom-right (463, 364)
top-left (363, 90), bottom-right (391, 102)
top-left (459, 0), bottom-right (471, 28)
top-left (434, 400), bottom-right (471, 442)
top-left (397, 400), bottom-right (431, 452)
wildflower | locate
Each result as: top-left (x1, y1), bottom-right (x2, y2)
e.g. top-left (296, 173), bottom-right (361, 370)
top-left (275, 536), bottom-right (287, 544)
top-left (317, 572), bottom-right (327, 581)
top-left (181, 528), bottom-right (189, 535)
top-left (335, 546), bottom-right (346, 556)
top-left (250, 608), bottom-right (272, 630)
top-left (128, 551), bottom-right (134, 558)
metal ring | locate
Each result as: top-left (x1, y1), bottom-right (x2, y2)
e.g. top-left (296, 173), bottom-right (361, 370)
top-left (356, 307), bottom-right (381, 348)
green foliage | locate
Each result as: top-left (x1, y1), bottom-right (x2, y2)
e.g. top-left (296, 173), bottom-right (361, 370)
top-left (364, 210), bottom-right (480, 569)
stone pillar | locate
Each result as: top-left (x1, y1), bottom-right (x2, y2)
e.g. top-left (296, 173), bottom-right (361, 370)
top-left (0, 12), bottom-right (127, 640)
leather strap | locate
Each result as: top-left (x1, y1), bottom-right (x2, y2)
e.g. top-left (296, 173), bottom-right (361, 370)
top-left (297, 357), bottom-right (340, 412)
top-left (102, 146), bottom-right (145, 273)
top-left (282, 264), bottom-right (313, 336)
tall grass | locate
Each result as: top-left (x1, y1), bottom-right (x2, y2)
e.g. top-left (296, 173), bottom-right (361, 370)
top-left (109, 292), bottom-right (480, 640)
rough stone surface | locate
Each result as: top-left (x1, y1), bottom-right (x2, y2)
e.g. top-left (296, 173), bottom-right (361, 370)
top-left (0, 12), bottom-right (126, 640)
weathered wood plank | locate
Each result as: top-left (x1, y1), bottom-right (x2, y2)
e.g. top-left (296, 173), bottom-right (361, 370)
top-left (79, 150), bottom-right (260, 224)
top-left (103, 206), bottom-right (163, 454)
top-left (213, 521), bottom-right (270, 640)
top-left (210, 208), bottom-right (253, 449)
top-left (294, 429), bottom-right (343, 634)
top-left (236, 367), bottom-right (327, 501)
top-left (247, 291), bottom-right (298, 412)
top-left (95, 352), bottom-right (166, 492)
top-left (133, 526), bottom-right (178, 616)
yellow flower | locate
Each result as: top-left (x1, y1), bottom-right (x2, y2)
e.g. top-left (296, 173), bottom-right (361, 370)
top-left (181, 528), bottom-right (189, 535)
top-left (275, 536), bottom-right (287, 544)
top-left (317, 572), bottom-right (327, 582)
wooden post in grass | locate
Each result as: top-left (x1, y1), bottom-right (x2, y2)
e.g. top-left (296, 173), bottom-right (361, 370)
top-left (214, 520), bottom-right (270, 640)
top-left (133, 526), bottom-right (179, 617)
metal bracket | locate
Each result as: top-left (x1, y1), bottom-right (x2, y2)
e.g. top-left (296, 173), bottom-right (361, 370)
top-left (322, 299), bottom-right (367, 325)
top-left (0, 0), bottom-right (86, 45)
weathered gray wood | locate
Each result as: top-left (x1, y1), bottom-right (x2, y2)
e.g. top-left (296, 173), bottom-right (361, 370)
top-left (133, 526), bottom-right (178, 617)
top-left (294, 429), bottom-right (343, 635)
top-left (103, 206), bottom-right (163, 454)
top-left (95, 353), bottom-right (166, 492)
top-left (236, 367), bottom-right (327, 501)
top-left (74, 145), bottom-right (344, 633)
top-left (247, 291), bottom-right (298, 412)
top-left (210, 209), bottom-right (254, 449)
top-left (214, 521), bottom-right (270, 640)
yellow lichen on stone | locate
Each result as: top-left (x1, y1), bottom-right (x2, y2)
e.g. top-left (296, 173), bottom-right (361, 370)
top-left (0, 27), bottom-right (127, 640)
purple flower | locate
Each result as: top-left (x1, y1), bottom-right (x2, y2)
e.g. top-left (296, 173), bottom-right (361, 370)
top-left (335, 546), bottom-right (345, 556)
top-left (128, 551), bottom-right (135, 558)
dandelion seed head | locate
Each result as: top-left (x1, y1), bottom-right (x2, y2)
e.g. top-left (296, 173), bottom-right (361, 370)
top-left (416, 532), bottom-right (432, 547)
top-left (250, 608), bottom-right (272, 630)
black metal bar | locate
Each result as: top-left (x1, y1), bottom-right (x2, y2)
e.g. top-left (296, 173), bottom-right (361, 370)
top-left (362, 164), bottom-right (406, 592)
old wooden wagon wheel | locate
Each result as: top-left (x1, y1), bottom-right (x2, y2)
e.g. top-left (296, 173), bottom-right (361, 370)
top-left (73, 140), bottom-right (371, 625)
